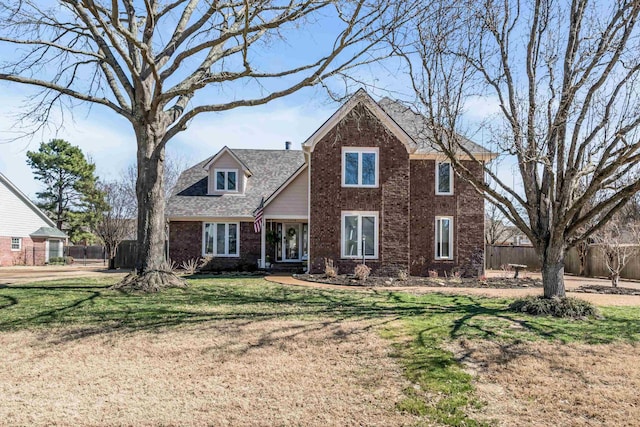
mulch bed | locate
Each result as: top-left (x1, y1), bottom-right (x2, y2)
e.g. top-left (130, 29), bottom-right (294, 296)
top-left (295, 274), bottom-right (542, 289)
top-left (573, 285), bottom-right (640, 296)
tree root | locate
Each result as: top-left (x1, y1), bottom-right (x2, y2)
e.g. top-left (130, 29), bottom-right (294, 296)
top-left (112, 269), bottom-right (188, 292)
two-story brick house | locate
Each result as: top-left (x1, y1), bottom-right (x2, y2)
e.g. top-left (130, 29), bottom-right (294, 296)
top-left (166, 89), bottom-right (495, 276)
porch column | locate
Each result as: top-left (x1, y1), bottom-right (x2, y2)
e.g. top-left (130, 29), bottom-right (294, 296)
top-left (260, 219), bottom-right (266, 269)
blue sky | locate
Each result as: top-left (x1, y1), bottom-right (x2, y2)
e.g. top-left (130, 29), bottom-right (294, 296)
top-left (0, 2), bottom-right (510, 199)
top-left (0, 84), bottom-right (338, 197)
top-left (0, 81), bottom-right (508, 199)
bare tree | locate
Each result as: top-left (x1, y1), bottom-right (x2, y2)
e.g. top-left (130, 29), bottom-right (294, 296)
top-left (0, 0), bottom-right (410, 290)
top-left (485, 202), bottom-right (516, 245)
top-left (576, 239), bottom-right (590, 277)
top-left (594, 221), bottom-right (640, 287)
top-left (122, 152), bottom-right (191, 214)
top-left (93, 180), bottom-right (136, 269)
top-left (390, 0), bottom-right (640, 297)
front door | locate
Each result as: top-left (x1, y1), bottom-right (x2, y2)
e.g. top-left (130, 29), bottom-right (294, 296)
top-left (282, 223), bottom-right (300, 261)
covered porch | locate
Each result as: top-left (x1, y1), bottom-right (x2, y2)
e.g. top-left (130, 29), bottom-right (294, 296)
top-left (259, 218), bottom-right (308, 270)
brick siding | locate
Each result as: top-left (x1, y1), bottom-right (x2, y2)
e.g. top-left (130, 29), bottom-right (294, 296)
top-left (0, 236), bottom-right (47, 266)
top-left (409, 160), bottom-right (485, 277)
top-left (169, 221), bottom-right (261, 271)
top-left (309, 103), bottom-right (410, 276)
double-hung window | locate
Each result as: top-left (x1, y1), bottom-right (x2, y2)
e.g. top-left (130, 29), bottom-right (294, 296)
top-left (341, 212), bottom-right (378, 259)
top-left (11, 237), bottom-right (21, 251)
top-left (214, 169), bottom-right (238, 192)
top-left (342, 148), bottom-right (378, 187)
top-left (435, 161), bottom-right (453, 195)
top-left (435, 217), bottom-right (453, 260)
top-left (203, 223), bottom-right (239, 257)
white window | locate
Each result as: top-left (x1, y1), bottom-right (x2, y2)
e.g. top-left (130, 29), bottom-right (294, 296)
top-left (341, 211), bottom-right (378, 259)
top-left (342, 148), bottom-right (378, 187)
top-left (435, 217), bottom-right (453, 260)
top-left (214, 169), bottom-right (238, 192)
top-left (435, 161), bottom-right (453, 195)
top-left (11, 237), bottom-right (21, 251)
top-left (203, 223), bottom-right (239, 257)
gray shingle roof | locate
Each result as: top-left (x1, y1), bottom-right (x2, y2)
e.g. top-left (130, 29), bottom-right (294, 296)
top-left (166, 149), bottom-right (305, 218)
top-left (30, 227), bottom-right (68, 238)
top-left (378, 98), bottom-right (493, 155)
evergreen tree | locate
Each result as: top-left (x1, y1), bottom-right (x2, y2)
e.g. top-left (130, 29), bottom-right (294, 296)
top-left (26, 139), bottom-right (106, 243)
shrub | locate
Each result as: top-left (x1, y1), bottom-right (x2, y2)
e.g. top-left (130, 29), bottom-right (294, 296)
top-left (198, 256), bottom-right (214, 271)
top-left (397, 269), bottom-right (409, 281)
top-left (181, 258), bottom-right (199, 275)
top-left (324, 258), bottom-right (338, 278)
top-left (162, 258), bottom-right (178, 272)
top-left (354, 264), bottom-right (371, 281)
top-left (65, 256), bottom-right (74, 265)
top-left (450, 269), bottom-right (462, 283)
top-left (508, 296), bottom-right (601, 319)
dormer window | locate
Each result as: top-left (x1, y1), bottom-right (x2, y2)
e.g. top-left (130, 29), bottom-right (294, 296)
top-left (215, 169), bottom-right (238, 192)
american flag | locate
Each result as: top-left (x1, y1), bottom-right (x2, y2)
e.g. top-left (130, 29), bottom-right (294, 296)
top-left (254, 198), bottom-right (264, 233)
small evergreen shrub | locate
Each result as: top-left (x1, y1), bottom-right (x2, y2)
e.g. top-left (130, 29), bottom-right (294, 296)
top-left (508, 296), bottom-right (601, 319)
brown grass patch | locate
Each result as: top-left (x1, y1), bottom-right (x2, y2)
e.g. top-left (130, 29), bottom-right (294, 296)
top-left (449, 339), bottom-right (640, 426)
top-left (0, 320), bottom-right (416, 426)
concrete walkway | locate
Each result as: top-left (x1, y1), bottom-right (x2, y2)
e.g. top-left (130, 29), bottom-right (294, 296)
top-left (265, 274), bottom-right (640, 307)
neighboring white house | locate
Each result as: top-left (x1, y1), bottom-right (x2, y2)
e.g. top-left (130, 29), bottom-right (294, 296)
top-left (0, 172), bottom-right (68, 266)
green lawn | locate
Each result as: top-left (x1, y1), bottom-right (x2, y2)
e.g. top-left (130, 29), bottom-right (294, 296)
top-left (1, 275), bottom-right (639, 426)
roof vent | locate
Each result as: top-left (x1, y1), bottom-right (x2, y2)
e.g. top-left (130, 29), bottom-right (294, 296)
top-left (285, 141), bottom-right (292, 150)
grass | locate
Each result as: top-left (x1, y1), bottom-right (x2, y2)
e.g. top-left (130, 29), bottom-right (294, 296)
top-left (1, 276), bottom-right (639, 426)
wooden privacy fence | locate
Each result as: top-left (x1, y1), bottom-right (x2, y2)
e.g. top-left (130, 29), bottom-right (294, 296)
top-left (114, 240), bottom-right (169, 269)
top-left (486, 244), bottom-right (640, 281)
top-left (115, 240), bottom-right (138, 269)
top-left (66, 245), bottom-right (105, 260)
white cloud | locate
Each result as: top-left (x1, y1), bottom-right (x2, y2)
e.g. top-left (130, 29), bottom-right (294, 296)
top-left (173, 101), bottom-right (334, 162)
top-left (0, 87), bottom-right (135, 197)
top-left (463, 95), bottom-right (502, 122)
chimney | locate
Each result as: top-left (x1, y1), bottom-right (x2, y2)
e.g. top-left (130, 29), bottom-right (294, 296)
top-left (285, 141), bottom-right (292, 150)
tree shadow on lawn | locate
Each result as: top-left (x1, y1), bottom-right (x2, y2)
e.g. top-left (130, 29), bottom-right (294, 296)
top-left (0, 277), bottom-right (638, 346)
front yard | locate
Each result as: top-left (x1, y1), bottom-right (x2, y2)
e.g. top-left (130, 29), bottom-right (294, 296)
top-left (0, 276), bottom-right (639, 426)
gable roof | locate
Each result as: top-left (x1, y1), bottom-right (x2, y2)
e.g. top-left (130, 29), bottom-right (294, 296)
top-left (0, 172), bottom-right (56, 228)
top-left (166, 148), bottom-right (305, 219)
top-left (302, 89), bottom-right (418, 154)
top-left (378, 98), bottom-right (496, 159)
top-left (202, 146), bottom-right (253, 176)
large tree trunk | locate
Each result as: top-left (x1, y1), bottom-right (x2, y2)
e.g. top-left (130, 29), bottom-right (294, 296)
top-left (113, 124), bottom-right (186, 291)
top-left (541, 242), bottom-right (566, 298)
